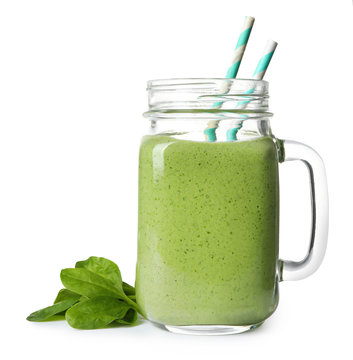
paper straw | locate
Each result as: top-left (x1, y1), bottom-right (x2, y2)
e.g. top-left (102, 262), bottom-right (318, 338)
top-left (226, 40), bottom-right (278, 141)
top-left (225, 16), bottom-right (255, 78)
top-left (204, 16), bottom-right (255, 142)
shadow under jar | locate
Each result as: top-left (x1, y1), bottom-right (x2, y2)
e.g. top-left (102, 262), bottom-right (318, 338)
top-left (135, 78), bottom-right (329, 335)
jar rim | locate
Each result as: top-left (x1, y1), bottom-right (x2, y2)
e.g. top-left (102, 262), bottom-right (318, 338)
top-left (146, 78), bottom-right (270, 120)
top-left (147, 78), bottom-right (269, 89)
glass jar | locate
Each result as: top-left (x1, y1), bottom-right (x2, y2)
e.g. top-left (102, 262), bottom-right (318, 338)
top-left (135, 78), bottom-right (329, 335)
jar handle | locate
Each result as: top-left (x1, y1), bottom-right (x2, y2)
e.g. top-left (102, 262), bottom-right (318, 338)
top-left (278, 140), bottom-right (329, 281)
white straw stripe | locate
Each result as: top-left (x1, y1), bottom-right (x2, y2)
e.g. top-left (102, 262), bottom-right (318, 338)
top-left (252, 70), bottom-right (266, 80)
top-left (230, 44), bottom-right (246, 65)
top-left (241, 16), bottom-right (255, 32)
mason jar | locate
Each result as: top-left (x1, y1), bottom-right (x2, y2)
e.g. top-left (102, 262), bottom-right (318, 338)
top-left (135, 78), bottom-right (328, 335)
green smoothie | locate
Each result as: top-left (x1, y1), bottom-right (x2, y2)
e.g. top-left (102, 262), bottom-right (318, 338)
top-left (136, 135), bottom-right (280, 326)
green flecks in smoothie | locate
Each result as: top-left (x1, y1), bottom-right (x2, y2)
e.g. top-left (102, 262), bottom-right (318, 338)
top-left (136, 135), bottom-right (279, 325)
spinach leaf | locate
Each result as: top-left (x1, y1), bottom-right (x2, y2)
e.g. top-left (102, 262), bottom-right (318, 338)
top-left (27, 294), bottom-right (81, 322)
top-left (75, 257), bottom-right (122, 289)
top-left (61, 267), bottom-right (137, 309)
top-left (75, 257), bottom-right (136, 298)
top-left (65, 296), bottom-right (137, 329)
top-left (122, 281), bottom-right (135, 296)
top-left (60, 268), bottom-right (123, 298)
top-left (115, 308), bottom-right (138, 325)
top-left (54, 289), bottom-right (81, 304)
top-left (54, 289), bottom-right (85, 315)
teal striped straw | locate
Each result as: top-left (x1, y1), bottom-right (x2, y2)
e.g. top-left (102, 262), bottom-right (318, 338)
top-left (204, 16), bottom-right (255, 142)
top-left (226, 40), bottom-right (278, 141)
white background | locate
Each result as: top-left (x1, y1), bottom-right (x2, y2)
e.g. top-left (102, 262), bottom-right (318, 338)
top-left (0, 0), bottom-right (352, 359)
